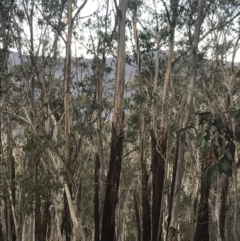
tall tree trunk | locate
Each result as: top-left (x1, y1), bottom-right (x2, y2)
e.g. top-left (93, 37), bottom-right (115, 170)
top-left (194, 178), bottom-right (211, 241)
top-left (63, 0), bottom-right (88, 240)
top-left (168, 1), bottom-right (205, 239)
top-left (0, 1), bottom-right (13, 239)
top-left (133, 191), bottom-right (141, 241)
top-left (94, 16), bottom-right (108, 239)
top-left (101, 0), bottom-right (127, 240)
top-left (153, 1), bottom-right (179, 240)
top-left (166, 128), bottom-right (180, 238)
top-left (151, 35), bottom-right (162, 241)
top-left (132, 6), bottom-right (151, 241)
top-left (94, 151), bottom-right (101, 241)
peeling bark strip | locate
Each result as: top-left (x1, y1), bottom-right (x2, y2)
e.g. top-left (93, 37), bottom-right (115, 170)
top-left (151, 128), bottom-right (166, 241)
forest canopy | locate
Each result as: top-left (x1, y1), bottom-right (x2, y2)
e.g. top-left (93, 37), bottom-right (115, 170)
top-left (0, 0), bottom-right (240, 241)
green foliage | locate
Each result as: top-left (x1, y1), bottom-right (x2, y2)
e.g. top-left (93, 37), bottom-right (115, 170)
top-left (195, 132), bottom-right (204, 147)
top-left (195, 111), bottom-right (235, 180)
top-left (228, 107), bottom-right (240, 118)
top-left (204, 162), bottom-right (218, 181)
top-left (218, 155), bottom-right (233, 176)
top-left (23, 133), bottom-right (43, 152)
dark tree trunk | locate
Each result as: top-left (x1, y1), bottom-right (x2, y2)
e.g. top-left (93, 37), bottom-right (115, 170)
top-left (133, 191), bottom-right (141, 241)
top-left (35, 159), bottom-right (42, 241)
top-left (0, 222), bottom-right (3, 241)
top-left (151, 128), bottom-right (166, 241)
top-left (94, 153), bottom-right (100, 241)
top-left (101, 127), bottom-right (124, 241)
top-left (141, 148), bottom-right (151, 241)
top-left (100, 0), bottom-right (126, 239)
top-left (10, 153), bottom-right (16, 241)
top-left (194, 178), bottom-right (211, 241)
top-left (42, 197), bottom-right (51, 241)
top-left (35, 196), bottom-right (42, 241)
top-left (219, 176), bottom-right (229, 240)
top-left (61, 193), bottom-right (72, 241)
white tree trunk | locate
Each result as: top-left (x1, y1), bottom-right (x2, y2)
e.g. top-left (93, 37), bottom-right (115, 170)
top-left (169, 0), bottom-right (205, 236)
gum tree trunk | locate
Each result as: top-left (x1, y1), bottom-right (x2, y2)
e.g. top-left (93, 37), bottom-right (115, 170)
top-left (194, 178), bottom-right (211, 241)
top-left (152, 1), bottom-right (180, 240)
top-left (101, 0), bottom-right (127, 240)
top-left (132, 5), bottom-right (151, 241)
top-left (168, 1), bottom-right (205, 239)
top-left (63, 0), bottom-right (88, 240)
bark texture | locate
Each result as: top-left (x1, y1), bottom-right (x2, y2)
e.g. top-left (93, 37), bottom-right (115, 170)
top-left (101, 1), bottom-right (127, 240)
top-left (151, 128), bottom-right (166, 241)
top-left (194, 178), bottom-right (211, 241)
top-left (168, 1), bottom-right (205, 239)
top-left (132, 6), bottom-right (151, 241)
top-left (219, 176), bottom-right (229, 241)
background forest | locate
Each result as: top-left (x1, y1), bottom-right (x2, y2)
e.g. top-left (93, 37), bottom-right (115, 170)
top-left (0, 0), bottom-right (240, 241)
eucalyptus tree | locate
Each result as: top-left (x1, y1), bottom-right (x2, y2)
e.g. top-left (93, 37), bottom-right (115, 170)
top-left (168, 0), bottom-right (207, 239)
top-left (131, 1), bottom-right (151, 240)
top-left (150, 0), bottom-right (180, 239)
top-left (162, 1), bottom-right (240, 240)
top-left (101, 0), bottom-right (128, 240)
top-left (0, 1), bottom-right (23, 240)
top-left (78, 0), bottom-right (117, 239)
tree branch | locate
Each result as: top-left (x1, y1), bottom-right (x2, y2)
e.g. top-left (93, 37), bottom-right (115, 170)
top-left (72, 0), bottom-right (89, 23)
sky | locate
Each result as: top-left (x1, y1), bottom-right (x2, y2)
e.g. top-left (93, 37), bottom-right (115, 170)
top-left (80, 0), bottom-right (240, 62)
top-left (9, 0), bottom-right (240, 63)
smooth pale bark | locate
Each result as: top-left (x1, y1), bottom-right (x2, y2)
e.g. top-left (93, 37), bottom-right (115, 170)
top-left (168, 1), bottom-right (205, 239)
top-left (64, 0), bottom-right (73, 161)
top-left (101, 1), bottom-right (127, 240)
top-left (63, 0), bottom-right (88, 240)
top-left (132, 6), bottom-right (151, 241)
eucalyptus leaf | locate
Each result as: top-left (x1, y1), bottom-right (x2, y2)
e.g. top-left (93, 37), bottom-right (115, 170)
top-left (204, 162), bottom-right (218, 181)
top-left (217, 162), bottom-right (223, 174)
top-left (224, 149), bottom-right (233, 162)
top-left (234, 130), bottom-right (240, 143)
top-left (204, 129), bottom-right (210, 142)
top-left (219, 156), bottom-right (232, 176)
top-left (196, 133), bottom-right (204, 147)
top-left (180, 127), bottom-right (188, 144)
top-left (180, 133), bottom-right (186, 144)
top-left (213, 117), bottom-right (222, 133)
top-left (229, 141), bottom-right (235, 156)
top-left (228, 107), bottom-right (239, 118)
top-left (236, 161), bottom-right (240, 169)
